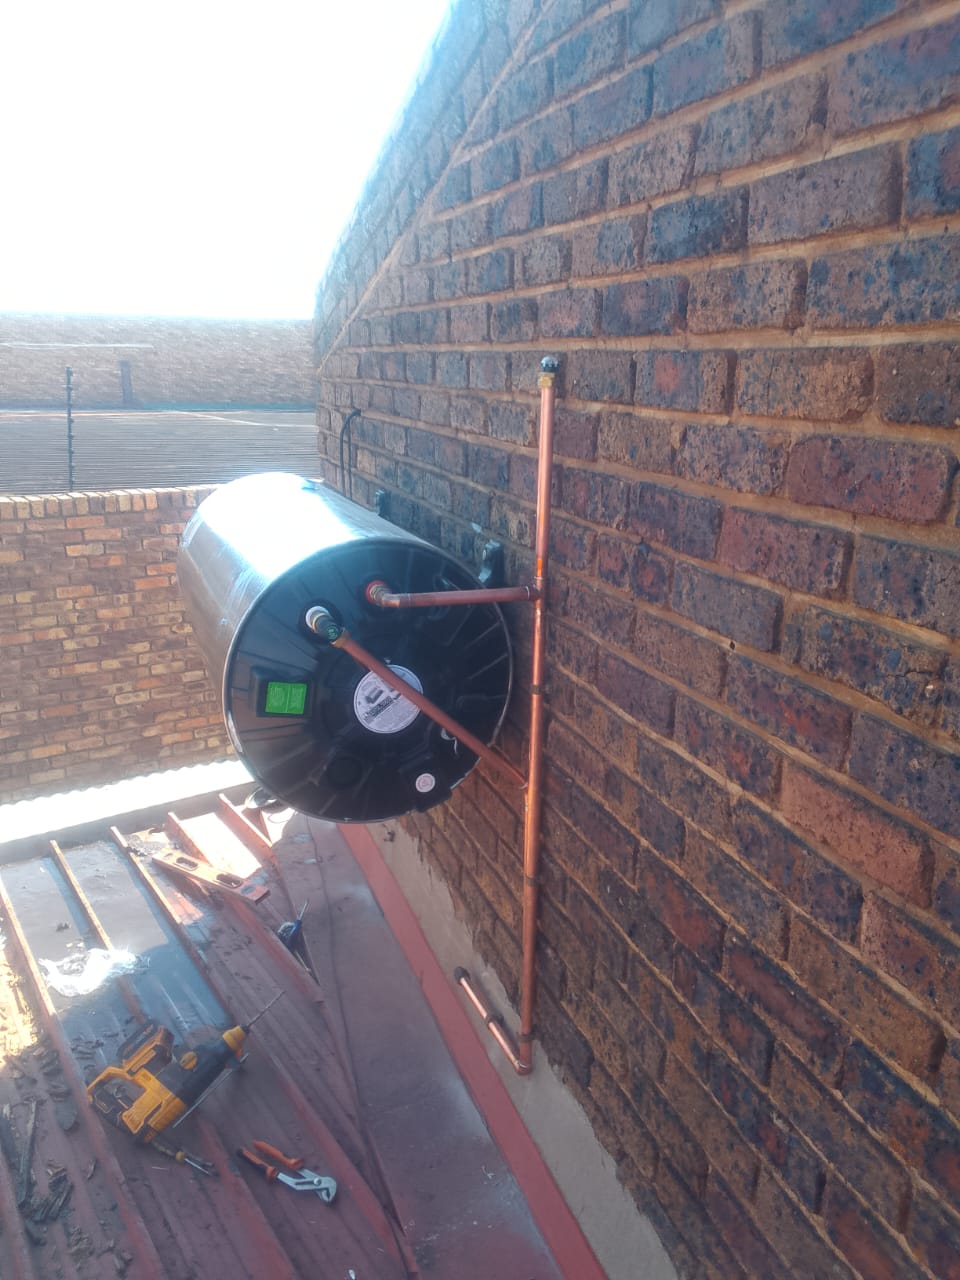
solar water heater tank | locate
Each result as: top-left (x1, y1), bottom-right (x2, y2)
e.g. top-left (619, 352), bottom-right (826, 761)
top-left (177, 472), bottom-right (513, 822)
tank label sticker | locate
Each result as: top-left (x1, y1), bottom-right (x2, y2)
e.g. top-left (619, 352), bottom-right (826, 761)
top-left (415, 773), bottom-right (436, 793)
top-left (353, 665), bottom-right (423, 734)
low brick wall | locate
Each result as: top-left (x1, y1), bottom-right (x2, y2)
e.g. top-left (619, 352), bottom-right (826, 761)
top-left (0, 487), bottom-right (231, 802)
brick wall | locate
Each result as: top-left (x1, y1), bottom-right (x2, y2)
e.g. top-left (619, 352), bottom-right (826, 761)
top-left (313, 1), bottom-right (960, 1276)
top-left (0, 314), bottom-right (314, 409)
top-left (0, 487), bottom-right (232, 803)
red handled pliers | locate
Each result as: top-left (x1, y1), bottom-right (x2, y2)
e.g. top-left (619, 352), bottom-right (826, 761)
top-left (237, 1140), bottom-right (337, 1204)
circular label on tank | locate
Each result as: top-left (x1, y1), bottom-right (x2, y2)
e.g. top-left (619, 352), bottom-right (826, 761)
top-left (415, 773), bottom-right (436, 793)
top-left (353, 665), bottom-right (423, 734)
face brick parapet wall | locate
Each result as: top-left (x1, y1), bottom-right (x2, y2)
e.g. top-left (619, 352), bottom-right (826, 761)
top-left (0, 487), bottom-right (232, 802)
top-left (0, 314), bottom-right (315, 410)
top-left (312, 1), bottom-right (960, 1276)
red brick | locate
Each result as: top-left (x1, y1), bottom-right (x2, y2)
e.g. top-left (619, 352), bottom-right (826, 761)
top-left (784, 603), bottom-right (945, 727)
top-left (554, 10), bottom-right (624, 97)
top-left (718, 506), bottom-right (851, 596)
top-left (808, 234), bottom-right (960, 330)
top-left (682, 826), bottom-right (788, 959)
top-left (850, 713), bottom-right (960, 843)
top-left (598, 536), bottom-right (673, 605)
top-left (540, 288), bottom-right (601, 338)
top-left (828, 13), bottom-right (960, 135)
top-left (790, 913), bottom-right (943, 1080)
top-left (736, 347), bottom-right (873, 421)
top-left (566, 350), bottom-right (634, 405)
top-left (750, 145), bottom-right (900, 247)
top-left (654, 1159), bottom-right (748, 1280)
top-left (586, 1064), bottom-right (658, 1178)
top-left (567, 880), bottom-right (632, 978)
top-left (755, 1168), bottom-right (856, 1279)
top-left (635, 349), bottom-right (732, 415)
top-left (631, 610), bottom-right (726, 697)
top-left (671, 560), bottom-right (782, 653)
top-left (907, 1182), bottom-right (960, 1280)
top-left (466, 248), bottom-right (513, 296)
top-left (695, 73), bottom-right (825, 176)
top-left (559, 467), bottom-right (631, 532)
top-left (593, 963), bottom-right (665, 1082)
top-left (596, 649), bottom-right (675, 735)
top-left (675, 942), bottom-right (776, 1080)
top-left (704, 1175), bottom-right (787, 1280)
top-left (607, 125), bottom-right (697, 207)
top-left (651, 13), bottom-right (760, 116)
top-left (636, 731), bottom-right (734, 842)
top-left (725, 933), bottom-right (842, 1077)
top-left (662, 1053), bottom-right (759, 1202)
top-left (677, 422), bottom-right (788, 497)
top-left (639, 854), bottom-right (727, 966)
top-left (876, 343), bottom-right (960, 428)
top-left (600, 277), bottom-right (688, 337)
top-left (542, 158), bottom-right (608, 225)
top-left (781, 761), bottom-right (932, 904)
top-left (599, 409), bottom-right (670, 476)
top-left (709, 1049), bottom-right (825, 1208)
top-left (770, 1045), bottom-right (911, 1228)
top-left (628, 0), bottom-right (720, 57)
top-left (687, 260), bottom-right (806, 333)
top-left (841, 1039), bottom-right (960, 1201)
top-left (861, 892), bottom-right (960, 1031)
top-left (786, 433), bottom-right (955, 522)
top-left (496, 58), bottom-right (552, 132)
top-left (823, 1179), bottom-right (928, 1280)
top-left (571, 214), bottom-right (646, 275)
top-left (559, 579), bottom-right (634, 649)
top-left (599, 862), bottom-right (674, 973)
top-left (630, 480), bottom-right (722, 558)
top-left (854, 535), bottom-right (960, 635)
top-left (726, 653), bottom-right (852, 769)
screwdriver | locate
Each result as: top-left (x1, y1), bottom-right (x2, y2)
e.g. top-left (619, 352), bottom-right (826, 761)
top-left (276, 900), bottom-right (308, 951)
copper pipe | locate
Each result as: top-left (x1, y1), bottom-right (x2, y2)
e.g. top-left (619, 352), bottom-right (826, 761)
top-left (366, 581), bottom-right (536, 608)
top-left (304, 607), bottom-right (527, 789)
top-left (517, 356), bottom-right (559, 1074)
top-left (454, 967), bottom-right (526, 1073)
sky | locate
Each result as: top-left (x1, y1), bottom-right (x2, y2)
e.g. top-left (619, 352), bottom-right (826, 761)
top-left (1, 0), bottom-right (451, 319)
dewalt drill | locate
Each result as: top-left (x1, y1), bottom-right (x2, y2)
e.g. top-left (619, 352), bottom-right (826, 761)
top-left (87, 994), bottom-right (282, 1162)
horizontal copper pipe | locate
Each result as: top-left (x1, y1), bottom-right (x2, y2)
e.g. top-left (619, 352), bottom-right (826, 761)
top-left (366, 581), bottom-right (536, 608)
top-left (304, 608), bottom-right (526, 789)
top-left (454, 968), bottom-right (529, 1075)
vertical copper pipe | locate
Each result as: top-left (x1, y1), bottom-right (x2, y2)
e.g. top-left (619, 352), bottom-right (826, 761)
top-left (517, 355), bottom-right (559, 1074)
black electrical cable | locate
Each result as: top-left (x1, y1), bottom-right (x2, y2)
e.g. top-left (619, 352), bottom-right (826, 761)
top-left (339, 409), bottom-right (360, 500)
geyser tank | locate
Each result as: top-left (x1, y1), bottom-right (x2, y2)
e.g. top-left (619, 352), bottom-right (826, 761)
top-left (177, 472), bottom-right (513, 821)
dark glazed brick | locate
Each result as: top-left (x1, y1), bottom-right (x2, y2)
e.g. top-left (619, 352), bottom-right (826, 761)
top-left (635, 350), bottom-right (733, 414)
top-left (608, 125), bottom-right (698, 207)
top-left (635, 732), bottom-right (734, 841)
top-left (754, 1169), bottom-right (856, 1280)
top-left (560, 467), bottom-right (631, 529)
top-left (601, 277), bottom-right (688, 337)
top-left (853, 536), bottom-right (960, 636)
top-left (573, 67), bottom-right (652, 149)
top-left (638, 856), bottom-right (726, 967)
top-left (632, 610), bottom-right (727, 697)
top-left (599, 864), bottom-right (675, 974)
top-left (540, 288), bottom-right (601, 339)
top-left (554, 408), bottom-right (599, 462)
top-left (468, 352), bottom-right (509, 391)
top-left (567, 350), bottom-right (635, 405)
top-left (519, 108), bottom-right (576, 175)
top-left (648, 188), bottom-right (748, 263)
top-left (783, 604), bottom-right (945, 726)
top-left (435, 162), bottom-right (471, 211)
top-left (907, 1185), bottom-right (960, 1280)
top-left (695, 73), bottom-right (826, 177)
top-left (687, 260), bottom-right (807, 333)
top-left (718, 507), bottom-right (851, 596)
top-left (785, 435), bottom-right (955, 523)
top-left (627, 0), bottom-right (721, 58)
top-left (850, 713), bottom-right (960, 841)
top-left (736, 348), bottom-right (873, 421)
top-left (448, 205), bottom-right (491, 254)
top-left (491, 185), bottom-right (543, 240)
top-left (734, 799), bottom-right (864, 942)
top-left (808, 234), bottom-right (960, 329)
top-left (652, 13), bottom-right (760, 116)
top-left (432, 258), bottom-right (467, 300)
top-left (449, 303), bottom-right (489, 344)
top-left (471, 137), bottom-right (519, 197)
top-left (519, 235), bottom-right (571, 287)
top-left (466, 249), bottom-right (513, 296)
top-left (491, 299), bottom-right (537, 343)
top-left (596, 650), bottom-right (675, 734)
top-left (682, 826), bottom-right (788, 958)
top-left (908, 125), bottom-right (960, 217)
top-left (762, 0), bottom-right (896, 68)
top-left (555, 11), bottom-right (624, 98)
top-left (876, 344), bottom-right (960, 428)
top-left (704, 1177), bottom-right (787, 1280)
top-left (824, 1180), bottom-right (929, 1280)
top-left (542, 159), bottom-right (608, 225)
top-left (676, 423), bottom-right (788, 497)
top-left (749, 146), bottom-right (900, 245)
top-left (677, 698), bottom-right (782, 804)
top-left (828, 14), bottom-right (960, 135)
top-left (861, 891), bottom-right (960, 1032)
top-left (488, 400), bottom-right (533, 444)
top-left (496, 59), bottom-right (553, 132)
top-left (572, 215), bottom-right (646, 275)
top-left (629, 481), bottom-right (721, 559)
top-left (598, 536), bottom-right (673, 605)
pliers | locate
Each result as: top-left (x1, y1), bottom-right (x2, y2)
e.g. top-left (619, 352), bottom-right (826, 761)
top-left (237, 1140), bottom-right (337, 1204)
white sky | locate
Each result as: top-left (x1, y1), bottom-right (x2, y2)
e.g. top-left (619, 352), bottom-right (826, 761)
top-left (1, 0), bottom-right (451, 319)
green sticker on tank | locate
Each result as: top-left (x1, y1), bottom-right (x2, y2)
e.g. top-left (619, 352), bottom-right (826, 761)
top-left (264, 681), bottom-right (308, 716)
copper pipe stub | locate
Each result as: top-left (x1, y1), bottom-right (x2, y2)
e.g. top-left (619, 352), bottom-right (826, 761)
top-left (366, 580), bottom-right (536, 608)
top-left (454, 969), bottom-right (529, 1075)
